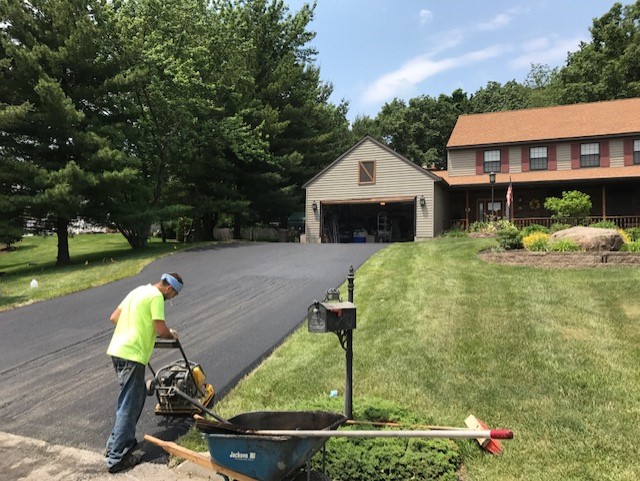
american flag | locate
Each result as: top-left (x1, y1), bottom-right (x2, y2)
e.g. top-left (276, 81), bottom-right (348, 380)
top-left (506, 179), bottom-right (513, 208)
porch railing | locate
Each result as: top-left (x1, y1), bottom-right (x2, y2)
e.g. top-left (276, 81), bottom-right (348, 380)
top-left (448, 216), bottom-right (640, 231)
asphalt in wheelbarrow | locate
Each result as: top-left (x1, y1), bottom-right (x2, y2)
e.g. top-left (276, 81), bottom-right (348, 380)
top-left (196, 411), bottom-right (346, 481)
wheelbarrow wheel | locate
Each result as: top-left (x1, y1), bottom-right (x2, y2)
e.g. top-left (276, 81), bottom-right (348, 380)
top-left (291, 470), bottom-right (332, 481)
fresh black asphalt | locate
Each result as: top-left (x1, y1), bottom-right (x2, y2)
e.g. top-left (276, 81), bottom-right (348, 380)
top-left (0, 242), bottom-right (385, 456)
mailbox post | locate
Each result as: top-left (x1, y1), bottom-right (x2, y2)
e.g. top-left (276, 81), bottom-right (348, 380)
top-left (308, 265), bottom-right (356, 419)
top-left (345, 266), bottom-right (354, 419)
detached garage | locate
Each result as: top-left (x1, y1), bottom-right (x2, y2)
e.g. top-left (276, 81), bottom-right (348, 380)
top-left (303, 136), bottom-right (447, 243)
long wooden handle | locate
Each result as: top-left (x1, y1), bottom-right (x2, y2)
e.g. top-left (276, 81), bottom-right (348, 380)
top-left (247, 429), bottom-right (513, 439)
top-left (345, 419), bottom-right (467, 430)
top-left (143, 434), bottom-right (258, 481)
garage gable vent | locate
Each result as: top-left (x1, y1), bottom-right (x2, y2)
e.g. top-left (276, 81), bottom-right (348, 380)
top-left (358, 160), bottom-right (376, 184)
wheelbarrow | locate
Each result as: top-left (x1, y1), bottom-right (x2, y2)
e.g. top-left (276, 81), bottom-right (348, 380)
top-left (146, 410), bottom-right (346, 481)
top-left (145, 409), bottom-right (513, 481)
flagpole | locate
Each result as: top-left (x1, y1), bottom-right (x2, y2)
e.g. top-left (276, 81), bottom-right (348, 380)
top-left (506, 178), bottom-right (513, 222)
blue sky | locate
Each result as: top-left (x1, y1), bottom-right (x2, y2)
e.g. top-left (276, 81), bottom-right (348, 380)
top-left (285, 0), bottom-right (618, 122)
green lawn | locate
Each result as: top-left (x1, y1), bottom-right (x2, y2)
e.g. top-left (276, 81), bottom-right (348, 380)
top-left (208, 238), bottom-right (640, 481)
top-left (0, 233), bottom-right (204, 311)
top-left (3, 235), bottom-right (638, 479)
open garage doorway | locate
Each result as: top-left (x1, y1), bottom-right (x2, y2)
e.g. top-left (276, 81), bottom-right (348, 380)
top-left (321, 199), bottom-right (416, 243)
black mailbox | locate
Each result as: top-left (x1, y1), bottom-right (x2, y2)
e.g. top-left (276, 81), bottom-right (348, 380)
top-left (308, 300), bottom-right (356, 333)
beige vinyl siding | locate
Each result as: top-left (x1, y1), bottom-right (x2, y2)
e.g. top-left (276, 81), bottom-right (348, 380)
top-left (447, 149), bottom-right (476, 176)
top-left (609, 138), bottom-right (624, 167)
top-left (509, 146), bottom-right (522, 173)
top-left (556, 143), bottom-right (572, 170)
top-left (305, 139), bottom-right (437, 242)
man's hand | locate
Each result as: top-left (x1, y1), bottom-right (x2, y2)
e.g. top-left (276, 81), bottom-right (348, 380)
top-left (169, 328), bottom-right (179, 340)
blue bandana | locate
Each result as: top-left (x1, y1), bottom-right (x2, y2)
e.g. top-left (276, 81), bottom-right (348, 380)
top-left (161, 273), bottom-right (183, 294)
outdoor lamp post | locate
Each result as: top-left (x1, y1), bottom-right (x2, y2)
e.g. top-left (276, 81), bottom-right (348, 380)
top-left (489, 172), bottom-right (496, 220)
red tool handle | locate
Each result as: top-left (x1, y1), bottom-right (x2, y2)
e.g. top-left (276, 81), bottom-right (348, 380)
top-left (489, 429), bottom-right (513, 439)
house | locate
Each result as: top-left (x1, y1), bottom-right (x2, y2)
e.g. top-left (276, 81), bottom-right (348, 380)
top-left (304, 97), bottom-right (640, 243)
top-left (303, 135), bottom-right (447, 243)
top-left (438, 97), bottom-right (640, 229)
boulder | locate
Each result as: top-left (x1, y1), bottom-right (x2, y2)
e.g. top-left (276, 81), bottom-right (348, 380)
top-left (550, 226), bottom-right (623, 252)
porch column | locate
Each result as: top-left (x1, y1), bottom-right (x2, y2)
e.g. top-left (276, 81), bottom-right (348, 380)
top-left (602, 184), bottom-right (606, 220)
top-left (465, 190), bottom-right (470, 230)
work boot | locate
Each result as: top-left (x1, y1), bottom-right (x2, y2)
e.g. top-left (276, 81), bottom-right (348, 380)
top-left (108, 449), bottom-right (141, 474)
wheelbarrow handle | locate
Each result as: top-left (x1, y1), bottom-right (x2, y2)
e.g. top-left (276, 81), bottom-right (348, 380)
top-left (143, 434), bottom-right (257, 481)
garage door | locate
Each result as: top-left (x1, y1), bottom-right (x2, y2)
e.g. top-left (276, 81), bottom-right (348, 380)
top-left (320, 197), bottom-right (416, 243)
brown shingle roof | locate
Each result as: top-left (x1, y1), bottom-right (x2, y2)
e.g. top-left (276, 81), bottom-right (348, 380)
top-left (447, 97), bottom-right (640, 148)
top-left (433, 165), bottom-right (640, 187)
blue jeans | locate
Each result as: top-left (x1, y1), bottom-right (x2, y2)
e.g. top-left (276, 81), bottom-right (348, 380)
top-left (105, 357), bottom-right (146, 469)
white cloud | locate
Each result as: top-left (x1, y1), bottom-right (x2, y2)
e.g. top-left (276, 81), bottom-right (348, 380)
top-left (475, 13), bottom-right (512, 31)
top-left (362, 45), bottom-right (508, 104)
top-left (509, 36), bottom-right (585, 69)
top-left (419, 9), bottom-right (433, 25)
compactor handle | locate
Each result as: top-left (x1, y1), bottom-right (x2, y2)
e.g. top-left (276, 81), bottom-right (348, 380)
top-left (155, 339), bottom-right (181, 349)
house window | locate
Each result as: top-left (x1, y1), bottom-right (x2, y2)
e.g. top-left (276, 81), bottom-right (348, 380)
top-left (634, 139), bottom-right (640, 165)
top-left (530, 146), bottom-right (548, 170)
top-left (483, 150), bottom-right (500, 173)
top-left (358, 160), bottom-right (376, 184)
top-left (580, 142), bottom-right (600, 167)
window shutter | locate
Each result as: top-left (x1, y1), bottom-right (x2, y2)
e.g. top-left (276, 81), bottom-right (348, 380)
top-left (624, 138), bottom-right (634, 166)
top-left (521, 146), bottom-right (529, 172)
top-left (501, 148), bottom-right (509, 173)
top-left (601, 140), bottom-right (609, 167)
top-left (476, 150), bottom-right (483, 175)
top-left (549, 145), bottom-right (557, 170)
top-left (571, 143), bottom-right (580, 169)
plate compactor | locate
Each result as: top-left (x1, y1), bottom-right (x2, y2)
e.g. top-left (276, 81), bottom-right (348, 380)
top-left (146, 339), bottom-right (215, 416)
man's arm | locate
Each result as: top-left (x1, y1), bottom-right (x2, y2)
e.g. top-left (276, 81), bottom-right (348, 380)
top-left (154, 319), bottom-right (178, 339)
top-left (110, 308), bottom-right (121, 324)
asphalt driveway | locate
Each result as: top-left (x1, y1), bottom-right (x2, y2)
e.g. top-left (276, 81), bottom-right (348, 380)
top-left (0, 242), bottom-right (385, 454)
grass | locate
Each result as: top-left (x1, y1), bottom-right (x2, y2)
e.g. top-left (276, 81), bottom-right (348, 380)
top-left (5, 234), bottom-right (639, 479)
top-left (198, 238), bottom-right (640, 481)
top-left (0, 233), bottom-right (206, 311)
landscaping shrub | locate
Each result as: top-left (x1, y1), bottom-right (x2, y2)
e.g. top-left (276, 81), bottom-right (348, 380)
top-left (469, 220), bottom-right (515, 235)
top-left (549, 239), bottom-right (581, 252)
top-left (520, 224), bottom-right (549, 238)
top-left (618, 229), bottom-right (631, 245)
top-left (469, 221), bottom-right (491, 233)
top-left (308, 398), bottom-right (460, 481)
top-left (496, 225), bottom-right (522, 250)
top-left (626, 227), bottom-right (640, 241)
top-left (550, 222), bottom-right (571, 233)
top-left (590, 220), bottom-right (618, 229)
top-left (621, 240), bottom-right (640, 252)
top-left (523, 232), bottom-right (550, 252)
top-left (441, 228), bottom-right (467, 238)
top-left (544, 190), bottom-right (592, 225)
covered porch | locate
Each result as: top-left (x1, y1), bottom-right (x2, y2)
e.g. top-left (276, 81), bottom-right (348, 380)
top-left (447, 178), bottom-right (640, 230)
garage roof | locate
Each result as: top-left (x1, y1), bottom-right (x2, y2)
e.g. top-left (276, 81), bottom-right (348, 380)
top-left (303, 135), bottom-right (443, 188)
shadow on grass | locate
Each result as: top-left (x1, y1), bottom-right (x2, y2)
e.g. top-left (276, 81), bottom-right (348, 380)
top-left (0, 294), bottom-right (27, 310)
top-left (0, 242), bottom-right (196, 279)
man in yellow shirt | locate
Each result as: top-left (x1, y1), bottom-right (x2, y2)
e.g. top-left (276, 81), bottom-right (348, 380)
top-left (105, 272), bottom-right (183, 473)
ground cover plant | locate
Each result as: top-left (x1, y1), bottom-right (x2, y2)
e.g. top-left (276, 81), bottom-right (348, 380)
top-left (200, 238), bottom-right (640, 480)
top-left (0, 233), bottom-right (204, 311)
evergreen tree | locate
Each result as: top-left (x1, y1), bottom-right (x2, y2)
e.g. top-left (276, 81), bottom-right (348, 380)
top-left (0, 0), bottom-right (122, 264)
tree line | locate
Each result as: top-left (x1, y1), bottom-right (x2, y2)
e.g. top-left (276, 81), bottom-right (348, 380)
top-left (1, 0), bottom-right (638, 265)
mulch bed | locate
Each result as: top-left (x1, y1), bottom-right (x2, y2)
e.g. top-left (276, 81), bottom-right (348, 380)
top-left (479, 250), bottom-right (640, 268)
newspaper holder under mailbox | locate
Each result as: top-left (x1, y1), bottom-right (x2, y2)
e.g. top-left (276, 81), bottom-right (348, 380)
top-left (308, 300), bottom-right (356, 333)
